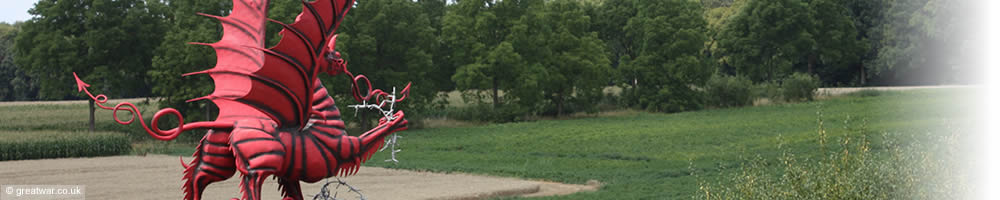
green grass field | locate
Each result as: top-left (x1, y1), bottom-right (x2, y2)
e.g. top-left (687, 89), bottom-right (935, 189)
top-left (360, 88), bottom-right (977, 199)
top-left (0, 89), bottom-right (976, 199)
top-left (0, 100), bottom-right (199, 155)
top-left (0, 99), bottom-right (159, 132)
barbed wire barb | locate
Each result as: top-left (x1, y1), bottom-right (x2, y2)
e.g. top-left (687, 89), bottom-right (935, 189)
top-left (312, 178), bottom-right (366, 200)
top-left (348, 87), bottom-right (403, 163)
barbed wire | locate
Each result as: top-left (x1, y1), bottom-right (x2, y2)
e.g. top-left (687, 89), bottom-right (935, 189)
top-left (311, 178), bottom-right (366, 200)
top-left (349, 87), bottom-right (402, 163)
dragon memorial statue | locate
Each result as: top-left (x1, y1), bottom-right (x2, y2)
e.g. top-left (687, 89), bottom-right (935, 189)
top-left (72, 0), bottom-right (411, 199)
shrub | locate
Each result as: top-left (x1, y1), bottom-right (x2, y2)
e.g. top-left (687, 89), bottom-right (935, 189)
top-left (782, 72), bottom-right (820, 102)
top-left (705, 74), bottom-right (753, 108)
top-left (0, 131), bottom-right (131, 161)
top-left (631, 86), bottom-right (704, 113)
top-left (752, 80), bottom-right (783, 102)
top-left (447, 104), bottom-right (528, 123)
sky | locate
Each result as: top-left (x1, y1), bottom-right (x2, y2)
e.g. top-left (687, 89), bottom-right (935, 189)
top-left (1, 0), bottom-right (40, 24)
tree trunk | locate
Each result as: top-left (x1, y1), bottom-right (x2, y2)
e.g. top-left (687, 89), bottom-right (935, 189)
top-left (859, 63), bottom-right (866, 85)
top-left (89, 99), bottom-right (96, 132)
top-left (807, 54), bottom-right (816, 75)
top-left (556, 95), bottom-right (563, 118)
top-left (359, 111), bottom-right (370, 132)
top-left (492, 76), bottom-right (500, 108)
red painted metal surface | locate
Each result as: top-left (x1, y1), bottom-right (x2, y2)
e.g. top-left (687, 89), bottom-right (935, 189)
top-left (73, 0), bottom-right (411, 199)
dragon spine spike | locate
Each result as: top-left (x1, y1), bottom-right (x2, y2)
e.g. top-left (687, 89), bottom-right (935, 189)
top-left (187, 42), bottom-right (212, 46)
top-left (194, 12), bottom-right (221, 19)
top-left (181, 69), bottom-right (212, 77)
top-left (180, 157), bottom-right (189, 169)
top-left (266, 19), bottom-right (317, 54)
top-left (186, 96), bottom-right (212, 103)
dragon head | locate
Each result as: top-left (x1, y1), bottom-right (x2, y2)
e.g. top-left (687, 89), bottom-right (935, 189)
top-left (321, 34), bottom-right (348, 76)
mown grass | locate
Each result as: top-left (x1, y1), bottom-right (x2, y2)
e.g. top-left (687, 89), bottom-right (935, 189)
top-left (362, 88), bottom-right (977, 199)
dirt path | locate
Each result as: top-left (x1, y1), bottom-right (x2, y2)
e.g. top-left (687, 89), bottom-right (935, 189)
top-left (816, 85), bottom-right (975, 96)
top-left (0, 155), bottom-right (597, 200)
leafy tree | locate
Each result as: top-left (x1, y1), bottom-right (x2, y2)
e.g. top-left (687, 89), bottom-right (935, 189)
top-left (16, 0), bottom-right (167, 100)
top-left (446, 0), bottom-right (536, 108)
top-left (0, 22), bottom-right (37, 101)
top-left (149, 0), bottom-right (229, 122)
top-left (332, 0), bottom-right (441, 129)
top-left (703, 0), bottom-right (747, 75)
top-left (869, 0), bottom-right (972, 85)
top-left (622, 0), bottom-right (711, 112)
top-left (844, 0), bottom-right (888, 85)
top-left (717, 0), bottom-right (813, 82)
top-left (416, 0), bottom-right (451, 92)
top-left (591, 0), bottom-right (636, 70)
top-left (806, 0), bottom-right (867, 85)
top-left (452, 41), bottom-right (526, 107)
top-left (513, 0), bottom-right (611, 116)
top-left (701, 0), bottom-right (737, 9)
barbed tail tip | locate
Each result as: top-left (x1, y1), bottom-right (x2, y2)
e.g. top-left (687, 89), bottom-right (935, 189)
top-left (397, 82), bottom-right (411, 102)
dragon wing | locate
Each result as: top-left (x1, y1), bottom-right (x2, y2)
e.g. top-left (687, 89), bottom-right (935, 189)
top-left (189, 0), bottom-right (354, 129)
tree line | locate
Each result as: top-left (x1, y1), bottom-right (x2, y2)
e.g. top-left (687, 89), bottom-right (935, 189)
top-left (1, 0), bottom-right (975, 122)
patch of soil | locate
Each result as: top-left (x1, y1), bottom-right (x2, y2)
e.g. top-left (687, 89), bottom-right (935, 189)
top-left (0, 155), bottom-right (596, 200)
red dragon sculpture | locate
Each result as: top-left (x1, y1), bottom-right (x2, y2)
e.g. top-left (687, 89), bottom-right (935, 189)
top-left (72, 0), bottom-right (412, 199)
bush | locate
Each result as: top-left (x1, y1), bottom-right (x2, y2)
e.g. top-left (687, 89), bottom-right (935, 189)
top-left (448, 104), bottom-right (528, 123)
top-left (0, 131), bottom-right (131, 161)
top-left (629, 86), bottom-right (704, 113)
top-left (705, 74), bottom-right (753, 108)
top-left (752, 80), bottom-right (783, 102)
top-left (782, 72), bottom-right (820, 102)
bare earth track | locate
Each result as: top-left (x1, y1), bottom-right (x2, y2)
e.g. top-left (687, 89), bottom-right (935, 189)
top-left (0, 155), bottom-right (597, 200)
top-left (815, 85), bottom-right (974, 96)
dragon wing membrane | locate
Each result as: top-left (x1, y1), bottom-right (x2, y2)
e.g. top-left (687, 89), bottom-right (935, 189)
top-left (186, 0), bottom-right (272, 125)
top-left (190, 0), bottom-right (355, 129)
top-left (254, 0), bottom-right (355, 128)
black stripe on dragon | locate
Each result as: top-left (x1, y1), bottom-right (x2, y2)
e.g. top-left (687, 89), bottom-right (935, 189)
top-left (72, 0), bottom-right (412, 199)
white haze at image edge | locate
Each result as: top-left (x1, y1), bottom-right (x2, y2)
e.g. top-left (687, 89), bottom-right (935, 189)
top-left (981, 0), bottom-right (999, 199)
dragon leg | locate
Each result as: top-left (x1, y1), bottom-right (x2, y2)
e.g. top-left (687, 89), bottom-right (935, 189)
top-left (231, 119), bottom-right (286, 200)
top-left (237, 170), bottom-right (274, 200)
top-left (277, 177), bottom-right (303, 200)
top-left (183, 129), bottom-right (237, 200)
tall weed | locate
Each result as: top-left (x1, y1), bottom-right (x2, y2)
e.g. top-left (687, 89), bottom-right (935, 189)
top-left (693, 114), bottom-right (971, 200)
